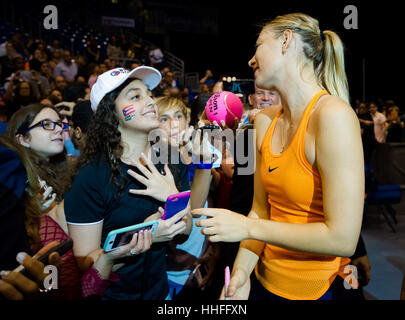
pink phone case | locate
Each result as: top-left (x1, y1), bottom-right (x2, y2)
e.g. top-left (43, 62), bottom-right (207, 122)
top-left (162, 191), bottom-right (190, 220)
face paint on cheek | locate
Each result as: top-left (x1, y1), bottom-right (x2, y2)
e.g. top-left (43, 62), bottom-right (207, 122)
top-left (122, 104), bottom-right (136, 121)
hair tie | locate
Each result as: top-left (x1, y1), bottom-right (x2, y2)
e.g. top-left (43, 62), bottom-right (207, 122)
top-left (320, 30), bottom-right (326, 42)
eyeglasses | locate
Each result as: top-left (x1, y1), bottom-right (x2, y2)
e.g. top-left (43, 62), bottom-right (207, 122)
top-left (23, 119), bottom-right (70, 134)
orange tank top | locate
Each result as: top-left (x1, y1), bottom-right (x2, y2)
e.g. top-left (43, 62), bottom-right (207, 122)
top-left (256, 90), bottom-right (350, 300)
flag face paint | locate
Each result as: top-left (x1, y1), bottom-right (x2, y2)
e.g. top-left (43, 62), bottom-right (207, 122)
top-left (123, 104), bottom-right (136, 121)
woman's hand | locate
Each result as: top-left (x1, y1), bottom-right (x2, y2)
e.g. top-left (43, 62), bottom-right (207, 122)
top-left (128, 152), bottom-right (179, 202)
top-left (219, 268), bottom-right (250, 300)
top-left (55, 102), bottom-right (76, 117)
top-left (248, 108), bottom-right (262, 123)
top-left (152, 206), bottom-right (191, 243)
top-left (180, 127), bottom-right (213, 164)
top-left (144, 207), bottom-right (164, 223)
top-left (199, 110), bottom-right (240, 133)
top-left (38, 179), bottom-right (57, 212)
top-left (104, 228), bottom-right (153, 260)
top-left (193, 208), bottom-right (250, 242)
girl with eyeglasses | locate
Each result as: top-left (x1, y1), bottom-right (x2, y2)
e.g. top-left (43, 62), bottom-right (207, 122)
top-left (5, 103), bottom-right (81, 299)
top-left (6, 104), bottom-right (72, 208)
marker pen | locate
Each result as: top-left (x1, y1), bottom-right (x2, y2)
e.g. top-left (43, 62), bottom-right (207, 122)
top-left (225, 266), bottom-right (230, 300)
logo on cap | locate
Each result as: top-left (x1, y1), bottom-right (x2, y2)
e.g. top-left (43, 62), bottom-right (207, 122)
top-left (111, 70), bottom-right (120, 76)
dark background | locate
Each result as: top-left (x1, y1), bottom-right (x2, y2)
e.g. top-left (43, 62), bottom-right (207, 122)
top-left (2, 0), bottom-right (402, 107)
top-left (166, 0), bottom-right (402, 107)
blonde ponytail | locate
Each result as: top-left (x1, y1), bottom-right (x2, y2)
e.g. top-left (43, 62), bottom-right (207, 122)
top-left (319, 30), bottom-right (349, 104)
top-left (262, 13), bottom-right (350, 104)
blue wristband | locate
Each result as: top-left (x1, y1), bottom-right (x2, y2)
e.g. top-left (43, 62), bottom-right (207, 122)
top-left (196, 162), bottom-right (213, 169)
top-left (189, 153), bottom-right (213, 169)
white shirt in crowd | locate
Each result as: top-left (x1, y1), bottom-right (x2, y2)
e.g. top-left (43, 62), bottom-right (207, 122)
top-left (53, 60), bottom-right (78, 82)
top-left (372, 111), bottom-right (387, 143)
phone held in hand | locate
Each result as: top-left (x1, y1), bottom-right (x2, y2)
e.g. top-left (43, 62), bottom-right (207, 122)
top-left (15, 238), bottom-right (74, 279)
top-left (162, 191), bottom-right (191, 222)
top-left (103, 220), bottom-right (159, 252)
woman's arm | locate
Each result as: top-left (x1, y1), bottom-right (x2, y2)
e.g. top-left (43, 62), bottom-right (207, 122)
top-left (190, 168), bottom-right (212, 209)
top-left (195, 111), bottom-right (271, 266)
top-left (68, 222), bottom-right (113, 277)
top-left (359, 118), bottom-right (373, 126)
top-left (218, 113), bottom-right (272, 300)
top-left (238, 113), bottom-right (270, 258)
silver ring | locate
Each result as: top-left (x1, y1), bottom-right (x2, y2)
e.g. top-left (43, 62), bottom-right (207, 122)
top-left (129, 249), bottom-right (136, 256)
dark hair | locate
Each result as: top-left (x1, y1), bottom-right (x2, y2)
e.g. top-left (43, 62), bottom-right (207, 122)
top-left (189, 93), bottom-right (212, 127)
top-left (46, 93), bottom-right (62, 105)
top-left (14, 81), bottom-right (38, 106)
top-left (71, 100), bottom-right (94, 133)
top-left (367, 101), bottom-right (380, 111)
top-left (78, 79), bottom-right (134, 194)
top-left (6, 103), bottom-right (72, 201)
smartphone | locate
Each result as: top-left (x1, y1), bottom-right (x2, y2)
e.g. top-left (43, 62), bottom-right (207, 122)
top-left (198, 125), bottom-right (221, 132)
top-left (15, 238), bottom-right (74, 278)
top-left (103, 220), bottom-right (159, 252)
top-left (162, 191), bottom-right (191, 222)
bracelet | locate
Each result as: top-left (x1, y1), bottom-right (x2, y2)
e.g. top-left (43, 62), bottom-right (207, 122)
top-left (196, 162), bottom-right (213, 169)
top-left (190, 152), bottom-right (213, 169)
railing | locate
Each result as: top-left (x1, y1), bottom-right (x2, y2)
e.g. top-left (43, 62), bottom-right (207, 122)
top-left (119, 30), bottom-right (186, 87)
top-left (164, 50), bottom-right (184, 87)
top-left (184, 72), bottom-right (200, 92)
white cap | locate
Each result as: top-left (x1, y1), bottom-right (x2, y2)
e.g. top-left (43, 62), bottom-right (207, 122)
top-left (90, 66), bottom-right (162, 112)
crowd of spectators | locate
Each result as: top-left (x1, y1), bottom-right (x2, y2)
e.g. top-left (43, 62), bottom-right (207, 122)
top-left (355, 99), bottom-right (404, 145)
top-left (0, 29), bottom-right (176, 124)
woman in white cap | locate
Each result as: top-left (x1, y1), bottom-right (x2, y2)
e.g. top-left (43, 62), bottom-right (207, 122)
top-left (64, 66), bottom-right (193, 300)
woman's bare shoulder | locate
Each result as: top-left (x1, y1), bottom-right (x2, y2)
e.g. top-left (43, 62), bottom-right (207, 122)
top-left (313, 96), bottom-right (358, 128)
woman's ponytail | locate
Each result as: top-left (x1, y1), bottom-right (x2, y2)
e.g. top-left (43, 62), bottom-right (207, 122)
top-left (318, 30), bottom-right (349, 104)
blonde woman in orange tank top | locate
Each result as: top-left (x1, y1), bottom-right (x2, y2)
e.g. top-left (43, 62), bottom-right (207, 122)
top-left (193, 13), bottom-right (364, 300)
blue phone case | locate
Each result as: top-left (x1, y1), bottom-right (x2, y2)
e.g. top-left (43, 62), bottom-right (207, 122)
top-left (162, 191), bottom-right (190, 221)
top-left (103, 220), bottom-right (159, 252)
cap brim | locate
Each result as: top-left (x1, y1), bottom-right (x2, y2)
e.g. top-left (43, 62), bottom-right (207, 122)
top-left (128, 66), bottom-right (162, 91)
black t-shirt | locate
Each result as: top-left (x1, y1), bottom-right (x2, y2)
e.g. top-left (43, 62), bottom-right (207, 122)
top-left (229, 127), bottom-right (254, 216)
top-left (386, 121), bottom-right (403, 142)
top-left (64, 155), bottom-right (189, 300)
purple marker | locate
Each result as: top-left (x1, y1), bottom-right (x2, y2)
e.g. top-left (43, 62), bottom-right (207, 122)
top-left (225, 266), bottom-right (230, 300)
